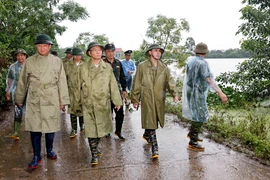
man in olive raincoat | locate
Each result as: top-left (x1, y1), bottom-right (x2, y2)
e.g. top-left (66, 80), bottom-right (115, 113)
top-left (6, 48), bottom-right (28, 140)
top-left (65, 47), bottom-right (84, 138)
top-left (182, 42), bottom-right (228, 151)
top-left (75, 42), bottom-right (122, 165)
top-left (131, 44), bottom-right (179, 159)
top-left (15, 34), bottom-right (70, 169)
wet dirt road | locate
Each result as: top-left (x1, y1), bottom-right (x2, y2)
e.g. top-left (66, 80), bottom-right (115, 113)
top-left (0, 105), bottom-right (270, 180)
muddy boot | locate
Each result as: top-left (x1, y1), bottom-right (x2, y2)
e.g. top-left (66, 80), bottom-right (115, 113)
top-left (69, 114), bottom-right (78, 138)
top-left (115, 120), bottom-right (125, 140)
top-left (45, 133), bottom-right (57, 159)
top-left (188, 122), bottom-right (205, 152)
top-left (186, 132), bottom-right (203, 142)
top-left (149, 130), bottom-right (159, 159)
top-left (10, 120), bottom-right (21, 141)
top-left (79, 116), bottom-right (84, 132)
top-left (142, 130), bottom-right (151, 144)
top-left (28, 132), bottom-right (42, 169)
top-left (88, 138), bottom-right (99, 165)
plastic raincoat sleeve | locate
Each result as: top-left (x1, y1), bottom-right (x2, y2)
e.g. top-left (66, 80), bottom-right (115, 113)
top-left (6, 66), bottom-right (14, 93)
top-left (166, 68), bottom-right (178, 97)
top-left (130, 64), bottom-right (142, 104)
top-left (201, 61), bottom-right (220, 93)
top-left (14, 61), bottom-right (28, 105)
top-left (57, 62), bottom-right (70, 106)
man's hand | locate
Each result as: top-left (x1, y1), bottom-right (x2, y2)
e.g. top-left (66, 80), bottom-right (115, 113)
top-left (114, 105), bottom-right (121, 111)
top-left (122, 91), bottom-right (127, 99)
top-left (60, 105), bottom-right (64, 110)
top-left (173, 96), bottom-right (180, 103)
top-left (18, 104), bottom-right (23, 107)
top-left (6, 92), bottom-right (10, 101)
top-left (219, 93), bottom-right (228, 104)
top-left (133, 102), bottom-right (140, 110)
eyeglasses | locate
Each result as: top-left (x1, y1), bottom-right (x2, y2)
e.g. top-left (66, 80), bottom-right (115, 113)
top-left (90, 49), bottom-right (102, 52)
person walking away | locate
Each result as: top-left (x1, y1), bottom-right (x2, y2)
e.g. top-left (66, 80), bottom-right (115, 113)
top-left (131, 44), bottom-right (179, 159)
top-left (15, 34), bottom-right (70, 169)
top-left (182, 42), bottom-right (228, 152)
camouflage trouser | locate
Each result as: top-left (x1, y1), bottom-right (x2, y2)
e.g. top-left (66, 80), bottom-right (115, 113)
top-left (14, 104), bottom-right (24, 122)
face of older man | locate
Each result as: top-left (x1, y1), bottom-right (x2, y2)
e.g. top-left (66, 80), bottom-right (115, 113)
top-left (36, 44), bottom-right (51, 56)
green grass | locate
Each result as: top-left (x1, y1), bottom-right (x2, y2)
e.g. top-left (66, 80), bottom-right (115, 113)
top-left (165, 98), bottom-right (270, 164)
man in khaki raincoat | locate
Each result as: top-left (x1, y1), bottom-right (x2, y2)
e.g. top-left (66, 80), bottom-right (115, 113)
top-left (15, 34), bottom-right (70, 169)
top-left (131, 44), bottom-right (179, 159)
top-left (75, 42), bottom-right (122, 165)
top-left (66, 47), bottom-right (84, 138)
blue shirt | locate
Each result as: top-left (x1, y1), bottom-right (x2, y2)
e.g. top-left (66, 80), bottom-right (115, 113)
top-left (121, 59), bottom-right (136, 77)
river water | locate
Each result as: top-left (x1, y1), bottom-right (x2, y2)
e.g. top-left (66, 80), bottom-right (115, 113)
top-left (168, 58), bottom-right (247, 80)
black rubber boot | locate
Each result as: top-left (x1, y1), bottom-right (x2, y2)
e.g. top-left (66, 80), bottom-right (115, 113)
top-left (28, 132), bottom-right (42, 169)
top-left (188, 122), bottom-right (205, 152)
top-left (88, 138), bottom-right (99, 165)
top-left (142, 130), bottom-right (151, 144)
top-left (79, 116), bottom-right (84, 131)
top-left (186, 132), bottom-right (203, 142)
top-left (45, 133), bottom-right (57, 159)
top-left (149, 130), bottom-right (159, 159)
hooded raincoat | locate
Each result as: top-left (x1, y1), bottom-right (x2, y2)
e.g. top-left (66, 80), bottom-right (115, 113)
top-left (131, 60), bottom-right (178, 129)
top-left (15, 54), bottom-right (70, 133)
top-left (182, 56), bottom-right (216, 123)
top-left (76, 60), bottom-right (122, 138)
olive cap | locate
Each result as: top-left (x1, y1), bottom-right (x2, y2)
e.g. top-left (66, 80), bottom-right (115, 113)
top-left (34, 34), bottom-right (53, 45)
top-left (72, 47), bottom-right (84, 55)
top-left (145, 44), bottom-right (164, 56)
top-left (194, 42), bottom-right (209, 54)
top-left (14, 48), bottom-right (28, 57)
top-left (86, 42), bottom-right (104, 56)
top-left (65, 48), bottom-right (72, 54)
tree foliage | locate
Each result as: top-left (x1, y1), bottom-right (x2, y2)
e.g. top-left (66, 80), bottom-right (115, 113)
top-left (134, 14), bottom-right (190, 67)
top-left (207, 48), bottom-right (251, 58)
top-left (211, 0), bottom-right (270, 106)
top-left (0, 0), bottom-right (89, 59)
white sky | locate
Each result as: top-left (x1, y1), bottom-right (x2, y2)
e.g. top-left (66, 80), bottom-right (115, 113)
top-left (56, 0), bottom-right (244, 51)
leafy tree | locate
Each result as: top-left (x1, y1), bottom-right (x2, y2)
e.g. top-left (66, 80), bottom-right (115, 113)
top-left (212, 0), bottom-right (270, 105)
top-left (0, 0), bottom-right (89, 58)
top-left (185, 37), bottom-right (196, 52)
top-left (73, 32), bottom-right (109, 51)
top-left (135, 14), bottom-right (190, 67)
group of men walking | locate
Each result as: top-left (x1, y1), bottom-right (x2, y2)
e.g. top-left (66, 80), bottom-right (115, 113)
top-left (5, 33), bottom-right (227, 169)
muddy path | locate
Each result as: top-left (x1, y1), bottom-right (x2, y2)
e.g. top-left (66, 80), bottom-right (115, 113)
top-left (0, 105), bottom-right (270, 180)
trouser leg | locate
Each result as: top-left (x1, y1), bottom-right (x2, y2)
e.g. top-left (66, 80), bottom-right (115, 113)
top-left (70, 114), bottom-right (78, 138)
top-left (10, 105), bottom-right (23, 140)
top-left (79, 116), bottom-right (84, 131)
top-left (114, 105), bottom-right (125, 140)
top-left (142, 129), bottom-right (151, 144)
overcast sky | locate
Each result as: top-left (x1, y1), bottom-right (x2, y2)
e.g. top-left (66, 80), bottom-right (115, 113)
top-left (56, 0), bottom-right (244, 51)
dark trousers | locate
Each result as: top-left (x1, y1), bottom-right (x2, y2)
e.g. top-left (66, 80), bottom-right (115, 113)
top-left (111, 101), bottom-right (124, 133)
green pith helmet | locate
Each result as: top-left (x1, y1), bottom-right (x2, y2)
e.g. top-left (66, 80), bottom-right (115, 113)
top-left (145, 44), bottom-right (164, 56)
top-left (86, 42), bottom-right (104, 56)
top-left (14, 48), bottom-right (28, 57)
top-left (72, 47), bottom-right (84, 55)
top-left (65, 48), bottom-right (72, 54)
top-left (34, 34), bottom-right (53, 45)
top-left (193, 42), bottom-right (209, 54)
